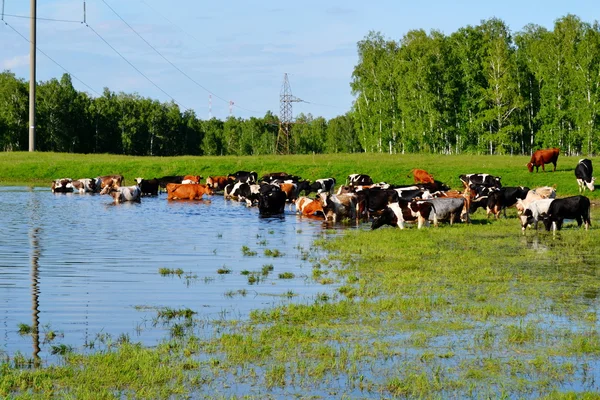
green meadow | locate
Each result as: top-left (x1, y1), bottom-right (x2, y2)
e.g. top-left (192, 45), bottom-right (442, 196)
top-left (1, 152), bottom-right (599, 399)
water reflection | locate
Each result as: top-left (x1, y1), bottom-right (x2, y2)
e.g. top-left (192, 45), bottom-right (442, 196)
top-left (30, 227), bottom-right (41, 367)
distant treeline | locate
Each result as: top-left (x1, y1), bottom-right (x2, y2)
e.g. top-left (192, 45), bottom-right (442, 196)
top-left (1, 14), bottom-right (599, 156)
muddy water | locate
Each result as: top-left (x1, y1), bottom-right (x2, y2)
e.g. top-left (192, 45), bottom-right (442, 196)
top-left (0, 187), bottom-right (351, 364)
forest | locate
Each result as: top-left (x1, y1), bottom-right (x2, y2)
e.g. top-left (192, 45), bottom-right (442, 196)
top-left (1, 14), bottom-right (599, 156)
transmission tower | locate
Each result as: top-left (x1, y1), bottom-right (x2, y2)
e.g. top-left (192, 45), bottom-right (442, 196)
top-left (276, 73), bottom-right (303, 154)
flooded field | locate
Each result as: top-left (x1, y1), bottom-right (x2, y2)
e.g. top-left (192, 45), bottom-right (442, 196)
top-left (0, 187), bottom-right (351, 364)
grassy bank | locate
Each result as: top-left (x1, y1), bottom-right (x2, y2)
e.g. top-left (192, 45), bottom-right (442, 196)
top-left (1, 152), bottom-right (599, 398)
top-left (0, 151), bottom-right (597, 198)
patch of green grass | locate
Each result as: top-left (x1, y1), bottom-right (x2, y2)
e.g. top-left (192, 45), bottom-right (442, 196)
top-left (264, 248), bottom-right (284, 257)
top-left (278, 272), bottom-right (295, 279)
top-left (241, 245), bottom-right (257, 256)
top-left (217, 266), bottom-right (231, 274)
top-left (261, 264), bottom-right (274, 275)
top-left (158, 267), bottom-right (184, 276)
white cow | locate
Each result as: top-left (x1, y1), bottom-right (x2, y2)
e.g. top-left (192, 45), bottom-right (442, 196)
top-left (519, 198), bottom-right (554, 231)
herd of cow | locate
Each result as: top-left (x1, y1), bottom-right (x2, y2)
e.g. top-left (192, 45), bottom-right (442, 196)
top-left (49, 156), bottom-right (595, 233)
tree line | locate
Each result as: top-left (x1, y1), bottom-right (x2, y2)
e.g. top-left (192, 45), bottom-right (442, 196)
top-left (1, 14), bottom-right (598, 156)
top-left (352, 14), bottom-right (600, 155)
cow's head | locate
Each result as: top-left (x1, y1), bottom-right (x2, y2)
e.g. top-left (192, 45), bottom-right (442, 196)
top-left (520, 209), bottom-right (535, 231)
top-left (371, 208), bottom-right (395, 230)
top-left (586, 177), bottom-right (596, 191)
top-left (527, 162), bottom-right (534, 173)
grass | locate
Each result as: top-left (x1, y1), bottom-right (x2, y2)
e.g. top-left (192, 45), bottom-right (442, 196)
top-left (1, 152), bottom-right (600, 399)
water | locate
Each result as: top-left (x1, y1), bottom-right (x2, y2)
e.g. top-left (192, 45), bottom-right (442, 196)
top-left (0, 187), bottom-right (351, 364)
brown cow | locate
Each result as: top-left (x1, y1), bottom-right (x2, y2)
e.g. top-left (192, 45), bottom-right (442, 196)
top-left (166, 183), bottom-right (213, 200)
top-left (182, 175), bottom-right (202, 184)
top-left (527, 148), bottom-right (560, 172)
top-left (410, 169), bottom-right (435, 184)
top-left (295, 196), bottom-right (324, 216)
top-left (206, 176), bottom-right (233, 190)
top-left (96, 175), bottom-right (124, 190)
top-left (279, 182), bottom-right (298, 202)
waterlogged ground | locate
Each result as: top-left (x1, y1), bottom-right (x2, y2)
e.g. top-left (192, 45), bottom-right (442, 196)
top-left (1, 187), bottom-right (599, 399)
top-left (0, 187), bottom-right (346, 365)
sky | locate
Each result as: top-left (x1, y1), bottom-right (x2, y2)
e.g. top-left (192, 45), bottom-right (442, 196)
top-left (1, 0), bottom-right (598, 121)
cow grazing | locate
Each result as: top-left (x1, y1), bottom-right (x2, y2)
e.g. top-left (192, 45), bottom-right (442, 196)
top-left (371, 200), bottom-right (433, 230)
top-left (258, 190), bottom-right (287, 216)
top-left (206, 176), bottom-right (234, 191)
top-left (575, 159), bottom-right (595, 193)
top-left (410, 169), bottom-right (435, 184)
top-left (181, 175), bottom-right (202, 184)
top-left (134, 178), bottom-right (160, 196)
top-left (317, 192), bottom-right (357, 222)
top-left (295, 196), bottom-right (324, 216)
top-left (96, 175), bottom-right (124, 190)
top-left (71, 178), bottom-right (97, 194)
top-left (527, 147), bottom-right (560, 172)
top-left (100, 183), bottom-right (141, 203)
top-left (519, 199), bottom-right (554, 231)
top-left (51, 178), bottom-right (73, 193)
top-left (166, 183), bottom-right (213, 200)
top-left (347, 174), bottom-right (373, 187)
top-left (542, 195), bottom-right (591, 231)
top-left (228, 170), bottom-right (258, 184)
top-left (460, 173), bottom-right (502, 189)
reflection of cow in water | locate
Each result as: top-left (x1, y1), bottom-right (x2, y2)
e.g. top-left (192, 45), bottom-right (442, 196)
top-left (527, 148), bottom-right (559, 172)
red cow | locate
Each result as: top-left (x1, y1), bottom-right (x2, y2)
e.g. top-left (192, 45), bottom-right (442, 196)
top-left (410, 169), bottom-right (435, 184)
top-left (527, 148), bottom-right (560, 173)
top-left (166, 183), bottom-right (213, 200)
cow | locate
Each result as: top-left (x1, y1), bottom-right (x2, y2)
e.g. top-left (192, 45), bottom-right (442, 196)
top-left (361, 188), bottom-right (400, 219)
top-left (96, 175), bottom-right (124, 190)
top-left (206, 176), bottom-right (234, 191)
top-left (295, 196), bottom-right (324, 216)
top-left (258, 190), bottom-right (287, 216)
top-left (181, 175), bottom-right (202, 184)
top-left (485, 186), bottom-right (530, 219)
top-left (261, 173), bottom-right (302, 184)
top-left (515, 187), bottom-right (557, 213)
top-left (347, 174), bottom-right (373, 187)
top-left (394, 187), bottom-right (425, 200)
top-left (460, 173), bottom-right (502, 189)
top-left (229, 182), bottom-right (261, 205)
top-left (409, 169), bottom-right (435, 184)
top-left (166, 183), bottom-right (213, 200)
top-left (422, 197), bottom-right (468, 226)
top-left (51, 178), bottom-right (73, 193)
top-left (575, 159), bottom-right (595, 193)
top-left (527, 147), bottom-right (560, 173)
top-left (542, 195), bottom-right (591, 231)
top-left (157, 176), bottom-right (184, 189)
top-left (228, 171), bottom-right (258, 184)
top-left (417, 180), bottom-right (451, 193)
top-left (279, 182), bottom-right (298, 202)
top-left (100, 183), bottom-right (141, 203)
top-left (134, 178), bottom-right (160, 196)
top-left (71, 178), bottom-right (97, 194)
top-left (309, 178), bottom-right (337, 195)
top-left (371, 200), bottom-right (433, 230)
top-left (519, 199), bottom-right (554, 231)
top-left (317, 192), bottom-right (357, 222)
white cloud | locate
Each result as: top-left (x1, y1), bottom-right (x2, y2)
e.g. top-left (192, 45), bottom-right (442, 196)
top-left (2, 55), bottom-right (29, 70)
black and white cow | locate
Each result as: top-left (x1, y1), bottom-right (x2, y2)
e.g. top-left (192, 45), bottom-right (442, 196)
top-left (361, 188), bottom-right (400, 218)
top-left (258, 190), bottom-right (287, 216)
top-left (71, 178), bottom-right (97, 194)
top-left (485, 186), bottom-right (530, 218)
top-left (347, 174), bottom-right (373, 187)
top-left (229, 182), bottom-right (261, 205)
top-left (519, 198), bottom-right (554, 231)
top-left (575, 159), bottom-right (595, 193)
top-left (460, 173), bottom-right (502, 189)
top-left (371, 200), bottom-right (434, 230)
top-left (228, 170), bottom-right (258, 184)
top-left (309, 178), bottom-right (337, 195)
top-left (542, 195), bottom-right (591, 231)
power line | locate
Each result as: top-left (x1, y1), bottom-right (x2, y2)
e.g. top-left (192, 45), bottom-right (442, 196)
top-left (102, 0), bottom-right (261, 115)
top-left (2, 13), bottom-right (82, 24)
top-left (2, 20), bottom-right (101, 96)
top-left (85, 22), bottom-right (188, 110)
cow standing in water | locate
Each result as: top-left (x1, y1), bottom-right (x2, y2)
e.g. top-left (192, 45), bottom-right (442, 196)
top-left (527, 148), bottom-right (560, 172)
top-left (575, 159), bottom-right (595, 193)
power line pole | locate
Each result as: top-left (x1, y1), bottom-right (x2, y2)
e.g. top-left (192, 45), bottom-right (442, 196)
top-left (276, 73), bottom-right (302, 155)
top-left (29, 0), bottom-right (36, 151)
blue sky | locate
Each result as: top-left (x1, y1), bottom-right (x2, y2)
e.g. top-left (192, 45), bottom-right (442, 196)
top-left (1, 0), bottom-right (598, 120)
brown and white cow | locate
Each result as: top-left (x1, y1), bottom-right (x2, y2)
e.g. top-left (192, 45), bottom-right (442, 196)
top-left (295, 196), bottom-right (324, 217)
top-left (51, 178), bottom-right (73, 193)
top-left (100, 183), bottom-right (141, 203)
top-left (515, 186), bottom-right (557, 213)
top-left (71, 178), bottom-right (97, 194)
top-left (317, 192), bottom-right (356, 222)
top-left (96, 175), bottom-right (124, 191)
top-left (206, 176), bottom-right (233, 191)
top-left (279, 182), bottom-right (298, 202)
top-left (527, 148), bottom-right (560, 172)
top-left (181, 175), bottom-right (203, 184)
top-left (166, 183), bottom-right (213, 200)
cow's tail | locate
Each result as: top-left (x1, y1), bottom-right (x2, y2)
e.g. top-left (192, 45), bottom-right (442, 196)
top-left (429, 202), bottom-right (438, 227)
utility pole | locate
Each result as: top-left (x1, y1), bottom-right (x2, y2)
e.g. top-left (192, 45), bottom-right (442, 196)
top-left (276, 73), bottom-right (302, 155)
top-left (29, 0), bottom-right (36, 151)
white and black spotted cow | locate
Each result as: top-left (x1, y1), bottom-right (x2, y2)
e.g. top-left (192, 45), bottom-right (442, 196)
top-left (346, 174), bottom-right (373, 187)
top-left (575, 159), bottom-right (595, 193)
top-left (307, 178), bottom-right (336, 195)
top-left (371, 200), bottom-right (433, 230)
top-left (460, 173), bottom-right (502, 189)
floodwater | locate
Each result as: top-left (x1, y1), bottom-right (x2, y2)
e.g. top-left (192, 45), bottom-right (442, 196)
top-left (0, 187), bottom-right (351, 365)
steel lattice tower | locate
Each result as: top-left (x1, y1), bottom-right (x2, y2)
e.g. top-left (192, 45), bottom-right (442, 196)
top-left (277, 73), bottom-right (302, 154)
